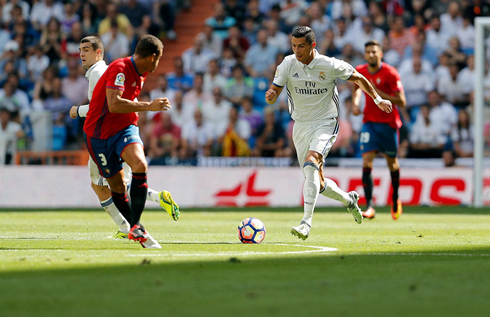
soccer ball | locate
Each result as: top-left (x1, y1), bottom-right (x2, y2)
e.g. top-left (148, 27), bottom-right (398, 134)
top-left (238, 217), bottom-right (266, 244)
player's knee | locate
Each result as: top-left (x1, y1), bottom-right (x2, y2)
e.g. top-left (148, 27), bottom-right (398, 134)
top-left (130, 159), bottom-right (147, 173)
top-left (91, 182), bottom-right (111, 201)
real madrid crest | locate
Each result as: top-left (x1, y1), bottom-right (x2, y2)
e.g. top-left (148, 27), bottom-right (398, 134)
top-left (319, 71), bottom-right (326, 80)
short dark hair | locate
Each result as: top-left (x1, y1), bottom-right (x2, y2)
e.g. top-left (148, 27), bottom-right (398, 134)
top-left (135, 34), bottom-right (163, 58)
top-left (80, 36), bottom-right (104, 57)
top-left (364, 40), bottom-right (381, 49)
top-left (292, 26), bottom-right (316, 45)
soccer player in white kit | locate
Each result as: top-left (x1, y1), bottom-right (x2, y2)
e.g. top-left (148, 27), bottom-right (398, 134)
top-left (265, 27), bottom-right (393, 240)
top-left (69, 36), bottom-right (180, 248)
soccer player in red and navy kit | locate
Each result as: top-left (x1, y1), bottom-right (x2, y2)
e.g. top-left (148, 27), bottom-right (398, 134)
top-left (352, 40), bottom-right (407, 220)
top-left (84, 35), bottom-right (171, 242)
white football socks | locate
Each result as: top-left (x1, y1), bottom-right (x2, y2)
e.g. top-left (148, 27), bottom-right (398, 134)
top-left (320, 178), bottom-right (351, 206)
top-left (302, 163), bottom-right (320, 227)
top-left (147, 188), bottom-right (160, 203)
top-left (100, 197), bottom-right (130, 234)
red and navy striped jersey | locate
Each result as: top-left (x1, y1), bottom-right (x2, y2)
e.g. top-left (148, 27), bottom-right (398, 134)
top-left (84, 56), bottom-right (147, 139)
top-left (356, 62), bottom-right (403, 129)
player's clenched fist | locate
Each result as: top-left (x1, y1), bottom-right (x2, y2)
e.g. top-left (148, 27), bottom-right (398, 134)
top-left (69, 106), bottom-right (79, 119)
top-left (377, 99), bottom-right (392, 113)
top-left (265, 89), bottom-right (277, 104)
top-left (149, 97), bottom-right (171, 111)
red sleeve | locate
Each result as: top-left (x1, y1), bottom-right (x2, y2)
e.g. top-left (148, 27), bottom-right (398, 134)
top-left (389, 68), bottom-right (403, 93)
top-left (105, 61), bottom-right (127, 92)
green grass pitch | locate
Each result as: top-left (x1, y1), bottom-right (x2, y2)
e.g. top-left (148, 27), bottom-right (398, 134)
top-left (1, 207), bottom-right (489, 317)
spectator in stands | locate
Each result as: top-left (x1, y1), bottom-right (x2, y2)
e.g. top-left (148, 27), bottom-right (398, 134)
top-left (32, 66), bottom-right (58, 109)
top-left (400, 56), bottom-right (435, 122)
top-left (338, 43), bottom-right (363, 68)
top-left (182, 36), bottom-right (215, 74)
top-left (61, 2), bottom-right (79, 35)
top-left (168, 90), bottom-right (194, 129)
top-left (206, 2), bottom-right (236, 40)
top-left (422, 90), bottom-right (458, 138)
top-left (408, 13), bottom-right (428, 37)
top-left (352, 16), bottom-right (385, 54)
top-left (332, 17), bottom-right (352, 50)
top-left (154, 0), bottom-right (177, 40)
top-left (440, 1), bottom-right (463, 39)
top-left (223, 25), bottom-right (250, 62)
top-left (27, 44), bottom-right (49, 82)
top-left (458, 54), bottom-right (475, 96)
top-left (435, 51), bottom-right (451, 81)
top-left (3, 0), bottom-right (30, 25)
top-left (39, 17), bottom-right (63, 63)
top-left (451, 108), bottom-right (474, 158)
top-left (245, 0), bottom-right (266, 29)
top-left (242, 17), bottom-right (258, 46)
top-left (167, 56), bottom-right (193, 93)
top-left (388, 16), bottom-right (415, 58)
top-left (438, 62), bottom-right (468, 108)
top-left (0, 40), bottom-right (28, 80)
top-left (244, 29), bottom-right (278, 78)
top-left (0, 81), bottom-right (30, 120)
top-left (149, 112), bottom-right (181, 164)
top-left (180, 108), bottom-right (214, 158)
top-left (100, 19), bottom-right (130, 63)
top-left (0, 107), bottom-right (23, 165)
top-left (224, 0), bottom-right (246, 26)
top-left (381, 36), bottom-right (400, 68)
top-left (457, 14), bottom-right (475, 54)
top-left (368, 1), bottom-right (389, 33)
top-left (203, 59), bottom-right (227, 93)
top-left (61, 60), bottom-right (88, 109)
top-left (63, 22), bottom-right (85, 59)
top-left (98, 3), bottom-right (133, 41)
top-left (30, 0), bottom-right (64, 31)
top-left (52, 111), bottom-right (67, 150)
top-left (253, 106), bottom-right (285, 157)
top-left (218, 46), bottom-right (238, 78)
top-left (219, 106), bottom-right (251, 157)
top-left (202, 87), bottom-right (233, 137)
top-left (444, 36), bottom-right (467, 66)
top-left (135, 15), bottom-right (161, 40)
top-left (183, 73), bottom-right (213, 109)
top-left (43, 78), bottom-right (72, 128)
top-left (120, 0), bottom-right (146, 29)
top-left (427, 14), bottom-right (449, 57)
top-left (80, 2), bottom-right (98, 35)
top-left (308, 1), bottom-right (330, 47)
top-left (198, 23), bottom-right (223, 58)
top-left (331, 0), bottom-right (367, 21)
top-left (149, 74), bottom-right (176, 119)
top-left (318, 29), bottom-right (341, 58)
top-left (239, 96), bottom-right (262, 137)
top-left (265, 19), bottom-right (289, 54)
top-left (279, 0), bottom-right (308, 28)
top-left (224, 64), bottom-right (254, 106)
top-left (408, 104), bottom-right (447, 158)
top-left (403, 31), bottom-right (438, 67)
top-left (398, 43), bottom-right (434, 78)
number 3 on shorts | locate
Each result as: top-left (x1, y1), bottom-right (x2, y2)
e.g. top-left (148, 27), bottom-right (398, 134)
top-left (360, 132), bottom-right (370, 144)
top-left (98, 153), bottom-right (108, 166)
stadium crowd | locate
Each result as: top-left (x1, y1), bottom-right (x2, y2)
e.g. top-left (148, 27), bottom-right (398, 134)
top-left (0, 0), bottom-right (489, 166)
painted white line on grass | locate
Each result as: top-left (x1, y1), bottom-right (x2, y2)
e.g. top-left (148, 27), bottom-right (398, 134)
top-left (350, 252), bottom-right (490, 257)
top-left (126, 243), bottom-right (338, 257)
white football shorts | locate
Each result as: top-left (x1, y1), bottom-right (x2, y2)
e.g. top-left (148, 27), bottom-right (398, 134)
top-left (292, 118), bottom-right (339, 169)
top-left (88, 155), bottom-right (131, 187)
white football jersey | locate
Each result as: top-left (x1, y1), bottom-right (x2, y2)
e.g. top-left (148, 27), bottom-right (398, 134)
top-left (273, 50), bottom-right (354, 123)
top-left (85, 60), bottom-right (108, 101)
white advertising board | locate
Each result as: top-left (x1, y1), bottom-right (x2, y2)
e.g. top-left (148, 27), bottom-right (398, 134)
top-left (0, 166), bottom-right (488, 208)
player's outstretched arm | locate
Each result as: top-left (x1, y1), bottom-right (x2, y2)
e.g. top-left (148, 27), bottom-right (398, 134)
top-left (265, 85), bottom-right (283, 105)
top-left (348, 70), bottom-right (392, 114)
top-left (106, 88), bottom-right (171, 113)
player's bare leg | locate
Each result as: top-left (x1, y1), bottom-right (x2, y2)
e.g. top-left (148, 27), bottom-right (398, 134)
top-left (361, 151), bottom-right (376, 219)
top-left (385, 155), bottom-right (402, 220)
top-left (91, 182), bottom-right (130, 238)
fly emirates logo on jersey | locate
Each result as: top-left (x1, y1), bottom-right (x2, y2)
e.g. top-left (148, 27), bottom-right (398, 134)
top-left (294, 81), bottom-right (328, 95)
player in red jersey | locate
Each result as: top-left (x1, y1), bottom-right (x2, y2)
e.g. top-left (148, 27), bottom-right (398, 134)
top-left (84, 35), bottom-right (171, 243)
top-left (352, 40), bottom-right (407, 220)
